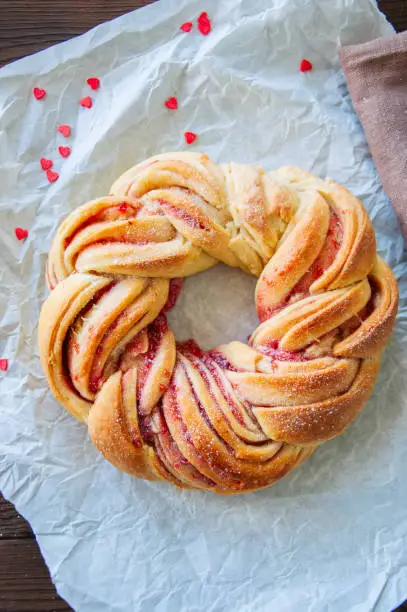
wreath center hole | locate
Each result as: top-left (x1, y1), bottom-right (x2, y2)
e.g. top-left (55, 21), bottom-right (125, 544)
top-left (167, 264), bottom-right (258, 351)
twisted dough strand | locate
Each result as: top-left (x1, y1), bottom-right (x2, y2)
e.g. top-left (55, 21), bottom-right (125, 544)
top-left (39, 152), bottom-right (398, 494)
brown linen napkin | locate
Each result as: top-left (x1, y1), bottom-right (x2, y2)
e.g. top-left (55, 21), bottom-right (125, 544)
top-left (339, 31), bottom-right (407, 242)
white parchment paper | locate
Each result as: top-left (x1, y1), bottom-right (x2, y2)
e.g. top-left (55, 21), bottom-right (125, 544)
top-left (1, 1), bottom-right (406, 610)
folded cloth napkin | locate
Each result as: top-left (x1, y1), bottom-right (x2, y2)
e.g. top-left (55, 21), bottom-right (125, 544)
top-left (339, 31), bottom-right (407, 242)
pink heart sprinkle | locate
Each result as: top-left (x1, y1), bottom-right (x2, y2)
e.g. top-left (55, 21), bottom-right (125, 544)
top-left (184, 131), bottom-right (197, 144)
top-left (15, 227), bottom-right (28, 241)
top-left (87, 77), bottom-right (100, 90)
top-left (33, 87), bottom-right (46, 100)
top-left (58, 146), bottom-right (71, 158)
top-left (197, 12), bottom-right (211, 36)
top-left (46, 169), bottom-right (59, 183)
top-left (80, 96), bottom-right (93, 109)
top-left (300, 59), bottom-right (313, 72)
top-left (40, 157), bottom-right (53, 171)
top-left (0, 359), bottom-right (8, 372)
top-left (58, 125), bottom-right (71, 137)
top-left (165, 97), bottom-right (178, 110)
top-left (180, 22), bottom-right (193, 33)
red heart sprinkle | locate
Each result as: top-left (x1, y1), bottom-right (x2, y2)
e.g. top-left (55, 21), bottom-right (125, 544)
top-left (87, 77), bottom-right (100, 90)
top-left (80, 96), bottom-right (93, 108)
top-left (40, 157), bottom-right (53, 171)
top-left (46, 169), bottom-right (59, 183)
top-left (300, 59), bottom-right (313, 72)
top-left (33, 87), bottom-right (46, 100)
top-left (180, 22), bottom-right (193, 32)
top-left (118, 202), bottom-right (128, 213)
top-left (58, 146), bottom-right (71, 158)
top-left (184, 131), bottom-right (197, 144)
top-left (58, 124), bottom-right (71, 137)
top-left (197, 12), bottom-right (211, 36)
top-left (15, 227), bottom-right (28, 241)
top-left (165, 97), bottom-right (178, 110)
top-left (0, 359), bottom-right (8, 372)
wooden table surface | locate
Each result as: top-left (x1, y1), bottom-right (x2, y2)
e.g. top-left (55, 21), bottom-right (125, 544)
top-left (0, 1), bottom-right (406, 610)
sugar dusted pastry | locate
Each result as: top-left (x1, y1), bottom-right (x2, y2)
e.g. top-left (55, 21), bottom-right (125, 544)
top-left (38, 153), bottom-right (398, 494)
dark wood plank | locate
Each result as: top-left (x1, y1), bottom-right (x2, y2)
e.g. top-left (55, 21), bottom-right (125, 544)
top-left (0, 0), bottom-right (403, 67)
top-left (0, 539), bottom-right (71, 611)
top-left (379, 0), bottom-right (407, 32)
top-left (0, 494), bottom-right (33, 540)
top-left (0, 0), bottom-right (157, 66)
top-left (0, 1), bottom-right (406, 611)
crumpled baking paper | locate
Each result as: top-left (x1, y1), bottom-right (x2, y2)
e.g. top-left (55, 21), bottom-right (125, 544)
top-left (0, 1), bottom-right (406, 611)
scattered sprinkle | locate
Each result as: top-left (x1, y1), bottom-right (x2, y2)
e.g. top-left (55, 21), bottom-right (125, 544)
top-left (80, 96), bottom-right (93, 108)
top-left (118, 202), bottom-right (128, 213)
top-left (87, 77), bottom-right (100, 90)
top-left (46, 169), bottom-right (59, 183)
top-left (40, 157), bottom-right (53, 171)
top-left (33, 87), bottom-right (46, 100)
top-left (184, 131), bottom-right (197, 144)
top-left (197, 12), bottom-right (211, 36)
top-left (165, 97), bottom-right (178, 110)
top-left (300, 59), bottom-right (313, 72)
top-left (15, 227), bottom-right (28, 241)
top-left (58, 146), bottom-right (71, 158)
top-left (58, 125), bottom-right (71, 137)
top-left (0, 359), bottom-right (8, 372)
top-left (180, 22), bottom-right (193, 33)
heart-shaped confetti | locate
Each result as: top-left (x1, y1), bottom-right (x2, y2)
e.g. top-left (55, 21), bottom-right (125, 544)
top-left (165, 97), bottom-right (178, 110)
top-left (197, 12), bottom-right (211, 36)
top-left (87, 77), bottom-right (100, 90)
top-left (46, 169), bottom-right (59, 183)
top-left (15, 227), bottom-right (28, 241)
top-left (300, 59), bottom-right (313, 72)
top-left (58, 125), bottom-right (71, 137)
top-left (33, 87), bottom-right (46, 100)
top-left (180, 22), bottom-right (193, 33)
top-left (80, 96), bottom-right (93, 108)
top-left (58, 146), bottom-right (71, 158)
top-left (0, 359), bottom-right (8, 372)
top-left (184, 131), bottom-right (197, 144)
top-left (40, 157), bottom-right (53, 171)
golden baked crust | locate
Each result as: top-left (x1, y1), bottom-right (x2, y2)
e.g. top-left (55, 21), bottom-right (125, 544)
top-left (38, 152), bottom-right (398, 494)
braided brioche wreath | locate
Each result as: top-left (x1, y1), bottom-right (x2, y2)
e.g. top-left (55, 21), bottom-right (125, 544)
top-left (38, 152), bottom-right (398, 494)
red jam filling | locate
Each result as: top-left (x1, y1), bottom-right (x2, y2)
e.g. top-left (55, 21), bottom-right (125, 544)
top-left (68, 282), bottom-right (115, 395)
top-left (155, 406), bottom-right (215, 486)
top-left (124, 330), bottom-right (148, 358)
top-left (258, 212), bottom-right (343, 323)
top-left (138, 414), bottom-right (155, 446)
top-left (258, 340), bottom-right (308, 362)
top-left (162, 278), bottom-right (184, 312)
top-left (163, 381), bottom-right (241, 484)
top-left (290, 212), bottom-right (343, 297)
top-left (187, 346), bottom-right (255, 430)
top-left (160, 201), bottom-right (208, 231)
top-left (206, 350), bottom-right (238, 372)
top-left (340, 282), bottom-right (378, 337)
top-left (258, 303), bottom-right (285, 323)
top-left (136, 315), bottom-right (169, 404)
top-left (192, 354), bottom-right (251, 431)
top-left (177, 338), bottom-right (204, 358)
top-left (63, 204), bottom-right (140, 249)
top-left (89, 374), bottom-right (103, 395)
